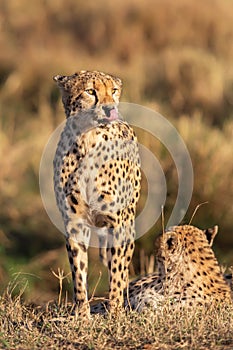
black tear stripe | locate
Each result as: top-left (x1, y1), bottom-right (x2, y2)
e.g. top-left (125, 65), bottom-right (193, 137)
top-left (93, 80), bottom-right (99, 105)
top-left (70, 194), bottom-right (78, 205)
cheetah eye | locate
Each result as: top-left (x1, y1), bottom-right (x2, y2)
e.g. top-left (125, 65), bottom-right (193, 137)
top-left (85, 88), bottom-right (95, 95)
top-left (112, 88), bottom-right (119, 95)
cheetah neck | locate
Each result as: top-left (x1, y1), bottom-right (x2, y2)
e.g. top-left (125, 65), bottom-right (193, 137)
top-left (162, 246), bottom-right (231, 300)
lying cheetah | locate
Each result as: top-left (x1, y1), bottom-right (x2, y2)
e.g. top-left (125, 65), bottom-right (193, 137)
top-left (53, 71), bottom-right (141, 317)
top-left (91, 225), bottom-right (231, 313)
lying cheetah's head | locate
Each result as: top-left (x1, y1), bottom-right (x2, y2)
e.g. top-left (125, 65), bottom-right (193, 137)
top-left (53, 70), bottom-right (122, 119)
top-left (156, 224), bottom-right (219, 276)
top-left (155, 225), bottom-right (232, 303)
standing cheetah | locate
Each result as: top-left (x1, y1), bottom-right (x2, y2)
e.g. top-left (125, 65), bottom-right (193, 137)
top-left (91, 225), bottom-right (232, 313)
top-left (53, 70), bottom-right (141, 317)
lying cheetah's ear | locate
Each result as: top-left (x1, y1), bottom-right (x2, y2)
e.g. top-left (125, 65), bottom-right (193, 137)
top-left (163, 233), bottom-right (178, 251)
top-left (204, 225), bottom-right (218, 246)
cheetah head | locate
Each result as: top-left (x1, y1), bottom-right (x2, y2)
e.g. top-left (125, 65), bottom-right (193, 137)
top-left (53, 70), bottom-right (122, 119)
top-left (156, 224), bottom-right (219, 276)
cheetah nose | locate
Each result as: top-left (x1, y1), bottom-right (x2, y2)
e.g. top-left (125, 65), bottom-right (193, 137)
top-left (102, 106), bottom-right (112, 117)
top-left (102, 106), bottom-right (118, 120)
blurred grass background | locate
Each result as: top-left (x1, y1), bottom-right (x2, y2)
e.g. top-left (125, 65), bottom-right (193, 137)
top-left (0, 0), bottom-right (232, 303)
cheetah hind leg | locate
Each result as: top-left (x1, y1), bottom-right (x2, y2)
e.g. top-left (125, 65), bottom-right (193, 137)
top-left (66, 231), bottom-right (90, 319)
top-left (98, 227), bottom-right (108, 267)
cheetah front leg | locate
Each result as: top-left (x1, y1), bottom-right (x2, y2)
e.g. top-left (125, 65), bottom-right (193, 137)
top-left (65, 224), bottom-right (91, 318)
top-left (106, 221), bottom-right (135, 314)
top-left (123, 205), bottom-right (137, 290)
top-left (122, 225), bottom-right (136, 309)
top-left (107, 240), bottom-right (126, 313)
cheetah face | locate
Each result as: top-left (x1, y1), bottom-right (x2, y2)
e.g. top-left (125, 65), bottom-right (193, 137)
top-left (53, 70), bottom-right (122, 119)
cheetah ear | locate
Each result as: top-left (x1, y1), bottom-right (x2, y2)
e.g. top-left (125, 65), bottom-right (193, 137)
top-left (204, 225), bottom-right (218, 246)
top-left (115, 77), bottom-right (122, 87)
top-left (53, 75), bottom-right (69, 87)
top-left (166, 237), bottom-right (174, 250)
top-left (164, 233), bottom-right (178, 251)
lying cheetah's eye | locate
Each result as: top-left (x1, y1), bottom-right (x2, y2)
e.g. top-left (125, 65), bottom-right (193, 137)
top-left (112, 88), bottom-right (119, 95)
top-left (85, 88), bottom-right (95, 95)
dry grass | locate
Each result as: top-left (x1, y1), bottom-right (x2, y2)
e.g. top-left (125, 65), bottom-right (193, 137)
top-left (0, 283), bottom-right (232, 350)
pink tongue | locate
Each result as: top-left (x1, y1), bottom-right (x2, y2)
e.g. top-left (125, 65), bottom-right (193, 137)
top-left (109, 108), bottom-right (118, 120)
